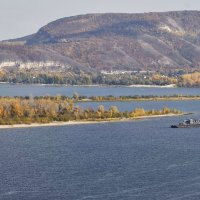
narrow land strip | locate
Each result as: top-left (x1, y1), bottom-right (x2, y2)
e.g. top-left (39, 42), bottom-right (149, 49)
top-left (0, 113), bottom-right (186, 129)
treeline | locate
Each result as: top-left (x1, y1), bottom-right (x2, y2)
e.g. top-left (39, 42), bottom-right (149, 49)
top-left (2, 94), bottom-right (200, 103)
top-left (0, 97), bottom-right (181, 125)
top-left (179, 72), bottom-right (200, 87)
top-left (77, 94), bottom-right (200, 102)
top-left (50, 93), bottom-right (200, 102)
top-left (0, 70), bottom-right (199, 87)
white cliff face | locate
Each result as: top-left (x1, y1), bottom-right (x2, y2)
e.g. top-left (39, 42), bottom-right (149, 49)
top-left (0, 61), bottom-right (71, 70)
top-left (159, 19), bottom-right (186, 36)
top-left (159, 25), bottom-right (173, 33)
top-left (167, 17), bottom-right (185, 34)
top-left (19, 61), bottom-right (62, 69)
top-left (0, 61), bottom-right (17, 68)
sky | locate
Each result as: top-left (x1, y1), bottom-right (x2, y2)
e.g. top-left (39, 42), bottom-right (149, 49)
top-left (0, 0), bottom-right (199, 40)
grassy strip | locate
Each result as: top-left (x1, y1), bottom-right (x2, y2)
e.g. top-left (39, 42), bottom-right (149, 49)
top-left (77, 94), bottom-right (200, 102)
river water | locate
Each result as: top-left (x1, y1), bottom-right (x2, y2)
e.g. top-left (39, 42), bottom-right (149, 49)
top-left (0, 85), bottom-right (200, 200)
top-left (0, 84), bottom-right (199, 97)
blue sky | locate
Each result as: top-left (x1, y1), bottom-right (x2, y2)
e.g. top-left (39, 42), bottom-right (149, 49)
top-left (0, 0), bottom-right (199, 40)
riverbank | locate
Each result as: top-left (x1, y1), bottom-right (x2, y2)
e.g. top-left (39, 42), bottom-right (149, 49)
top-left (0, 113), bottom-right (186, 129)
top-left (0, 82), bottom-right (177, 88)
top-left (126, 84), bottom-right (177, 88)
top-left (78, 96), bottom-right (200, 102)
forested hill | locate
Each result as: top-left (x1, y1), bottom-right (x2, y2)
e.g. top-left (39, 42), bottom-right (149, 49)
top-left (1, 11), bottom-right (200, 72)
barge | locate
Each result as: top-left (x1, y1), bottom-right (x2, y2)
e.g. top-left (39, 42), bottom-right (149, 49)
top-left (171, 119), bottom-right (200, 128)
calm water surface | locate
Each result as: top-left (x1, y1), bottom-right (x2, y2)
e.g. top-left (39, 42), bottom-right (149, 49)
top-left (77, 100), bottom-right (200, 114)
top-left (0, 84), bottom-right (199, 97)
top-left (0, 85), bottom-right (200, 200)
top-left (1, 115), bottom-right (200, 200)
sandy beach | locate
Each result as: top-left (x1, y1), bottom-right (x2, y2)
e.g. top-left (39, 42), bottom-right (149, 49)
top-left (0, 113), bottom-right (185, 129)
top-left (126, 84), bottom-right (177, 88)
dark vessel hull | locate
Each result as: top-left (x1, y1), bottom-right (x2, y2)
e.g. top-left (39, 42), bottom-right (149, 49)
top-left (171, 124), bottom-right (200, 128)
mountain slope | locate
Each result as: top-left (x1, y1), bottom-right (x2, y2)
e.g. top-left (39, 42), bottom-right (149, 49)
top-left (1, 11), bottom-right (200, 72)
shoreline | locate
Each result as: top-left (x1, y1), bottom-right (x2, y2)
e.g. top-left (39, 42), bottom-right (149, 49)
top-left (78, 96), bottom-right (200, 102)
top-left (0, 113), bottom-right (186, 129)
top-left (126, 84), bottom-right (176, 88)
top-left (0, 82), bottom-right (177, 88)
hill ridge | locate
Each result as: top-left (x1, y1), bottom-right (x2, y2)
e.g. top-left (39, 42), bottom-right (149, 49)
top-left (1, 10), bottom-right (200, 72)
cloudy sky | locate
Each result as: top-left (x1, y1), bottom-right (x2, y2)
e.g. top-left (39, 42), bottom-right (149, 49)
top-left (0, 0), bottom-right (199, 40)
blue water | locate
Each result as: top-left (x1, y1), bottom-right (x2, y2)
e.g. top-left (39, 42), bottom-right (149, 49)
top-left (0, 84), bottom-right (199, 97)
top-left (77, 100), bottom-right (200, 114)
top-left (0, 85), bottom-right (200, 200)
top-left (1, 114), bottom-right (200, 200)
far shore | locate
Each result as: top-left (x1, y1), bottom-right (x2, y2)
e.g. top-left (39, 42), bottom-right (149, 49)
top-left (0, 113), bottom-right (186, 129)
top-left (0, 82), bottom-right (177, 88)
top-left (125, 84), bottom-right (177, 88)
top-left (78, 96), bottom-right (200, 102)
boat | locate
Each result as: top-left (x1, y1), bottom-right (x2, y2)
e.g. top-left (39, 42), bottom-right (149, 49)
top-left (171, 119), bottom-right (200, 128)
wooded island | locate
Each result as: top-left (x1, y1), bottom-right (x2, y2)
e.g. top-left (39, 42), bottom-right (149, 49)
top-left (0, 96), bottom-right (182, 125)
